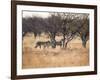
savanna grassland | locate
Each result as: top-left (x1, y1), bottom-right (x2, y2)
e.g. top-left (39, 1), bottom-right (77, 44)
top-left (22, 33), bottom-right (89, 69)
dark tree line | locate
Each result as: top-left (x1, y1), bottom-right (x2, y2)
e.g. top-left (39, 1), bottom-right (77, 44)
top-left (22, 12), bottom-right (89, 48)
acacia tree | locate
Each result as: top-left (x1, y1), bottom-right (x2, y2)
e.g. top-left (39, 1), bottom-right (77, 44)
top-left (22, 18), bottom-right (34, 37)
top-left (55, 13), bottom-right (79, 48)
top-left (43, 13), bottom-right (62, 48)
top-left (67, 14), bottom-right (89, 48)
top-left (54, 13), bottom-right (89, 48)
top-left (45, 14), bottom-right (62, 38)
top-left (77, 15), bottom-right (89, 47)
top-left (22, 17), bottom-right (46, 37)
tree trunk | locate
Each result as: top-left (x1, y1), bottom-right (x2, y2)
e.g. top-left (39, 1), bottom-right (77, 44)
top-left (49, 32), bottom-right (56, 48)
top-left (65, 42), bottom-right (68, 48)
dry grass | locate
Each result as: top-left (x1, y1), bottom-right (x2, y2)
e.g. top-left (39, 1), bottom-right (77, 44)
top-left (22, 33), bottom-right (89, 69)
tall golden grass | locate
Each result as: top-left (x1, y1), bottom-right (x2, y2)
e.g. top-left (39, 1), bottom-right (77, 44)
top-left (22, 33), bottom-right (89, 69)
